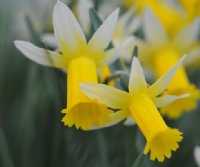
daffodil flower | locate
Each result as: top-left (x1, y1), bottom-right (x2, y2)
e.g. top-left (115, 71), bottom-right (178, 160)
top-left (41, 5), bottom-right (139, 86)
top-left (179, 0), bottom-right (200, 21)
top-left (122, 0), bottom-right (187, 36)
top-left (135, 9), bottom-right (200, 118)
top-left (14, 1), bottom-right (119, 130)
top-left (80, 56), bottom-right (187, 162)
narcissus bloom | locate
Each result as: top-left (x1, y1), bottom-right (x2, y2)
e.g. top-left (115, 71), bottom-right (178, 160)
top-left (136, 9), bottom-right (200, 118)
top-left (122, 0), bottom-right (186, 36)
top-left (80, 56), bottom-right (187, 162)
top-left (14, 1), bottom-right (119, 130)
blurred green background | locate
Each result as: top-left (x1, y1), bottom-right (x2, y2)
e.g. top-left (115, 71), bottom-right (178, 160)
top-left (0, 0), bottom-right (200, 166)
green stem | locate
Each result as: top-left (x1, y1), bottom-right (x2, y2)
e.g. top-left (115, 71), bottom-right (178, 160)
top-left (132, 152), bottom-right (145, 167)
top-left (96, 131), bottom-right (109, 167)
top-left (0, 128), bottom-right (15, 167)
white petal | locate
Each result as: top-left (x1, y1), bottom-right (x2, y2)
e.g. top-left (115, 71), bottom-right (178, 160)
top-left (117, 7), bottom-right (135, 32)
top-left (80, 83), bottom-right (130, 109)
top-left (126, 16), bottom-right (141, 35)
top-left (129, 57), bottom-right (147, 94)
top-left (41, 33), bottom-right (57, 48)
top-left (14, 40), bottom-right (65, 68)
top-left (53, 1), bottom-right (86, 54)
top-left (76, 0), bottom-right (93, 33)
top-left (147, 55), bottom-right (186, 97)
top-left (88, 8), bottom-right (119, 52)
top-left (174, 19), bottom-right (200, 48)
top-left (98, 48), bottom-right (119, 66)
top-left (143, 8), bottom-right (168, 46)
top-left (131, 37), bottom-right (151, 62)
top-left (113, 37), bottom-right (135, 59)
top-left (154, 94), bottom-right (190, 108)
top-left (118, 6), bottom-right (140, 36)
top-left (88, 110), bottom-right (129, 130)
top-left (194, 146), bottom-right (200, 167)
top-left (123, 117), bottom-right (136, 126)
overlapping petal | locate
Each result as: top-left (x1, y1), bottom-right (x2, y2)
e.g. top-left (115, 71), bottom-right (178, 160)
top-left (147, 55), bottom-right (186, 98)
top-left (174, 19), bottom-right (200, 48)
top-left (14, 40), bottom-right (65, 68)
top-left (88, 8), bottom-right (119, 52)
top-left (89, 110), bottom-right (129, 130)
top-left (53, 1), bottom-right (86, 55)
top-left (129, 57), bottom-right (147, 94)
top-left (143, 8), bottom-right (168, 46)
top-left (154, 94), bottom-right (190, 108)
top-left (80, 83), bottom-right (130, 109)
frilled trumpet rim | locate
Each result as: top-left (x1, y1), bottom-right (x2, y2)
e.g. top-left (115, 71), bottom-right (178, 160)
top-left (61, 101), bottom-right (113, 130)
top-left (129, 93), bottom-right (183, 162)
top-left (144, 128), bottom-right (183, 162)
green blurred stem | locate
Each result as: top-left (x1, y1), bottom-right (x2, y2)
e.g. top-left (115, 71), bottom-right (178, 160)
top-left (96, 131), bottom-right (109, 167)
top-left (0, 128), bottom-right (15, 167)
top-left (132, 152), bottom-right (144, 167)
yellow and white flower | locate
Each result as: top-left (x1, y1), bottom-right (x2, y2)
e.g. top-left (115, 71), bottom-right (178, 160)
top-left (14, 1), bottom-right (119, 130)
top-left (135, 9), bottom-right (200, 119)
top-left (80, 55), bottom-right (187, 162)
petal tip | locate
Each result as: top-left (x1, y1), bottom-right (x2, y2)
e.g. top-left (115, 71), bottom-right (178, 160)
top-left (14, 40), bottom-right (30, 50)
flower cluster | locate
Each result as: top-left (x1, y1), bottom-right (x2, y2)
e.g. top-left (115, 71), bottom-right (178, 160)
top-left (14, 0), bottom-right (200, 163)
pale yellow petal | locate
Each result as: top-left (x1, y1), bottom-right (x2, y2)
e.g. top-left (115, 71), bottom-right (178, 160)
top-left (143, 8), bottom-right (168, 46)
top-left (80, 83), bottom-right (130, 109)
top-left (89, 110), bottom-right (129, 130)
top-left (14, 40), bottom-right (65, 68)
top-left (88, 8), bottom-right (119, 52)
top-left (174, 19), bottom-right (200, 49)
top-left (129, 57), bottom-right (147, 94)
top-left (53, 1), bottom-right (86, 54)
top-left (147, 55), bottom-right (186, 98)
top-left (154, 94), bottom-right (190, 108)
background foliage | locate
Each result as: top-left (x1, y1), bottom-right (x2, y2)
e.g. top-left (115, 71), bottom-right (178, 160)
top-left (0, 0), bottom-right (200, 166)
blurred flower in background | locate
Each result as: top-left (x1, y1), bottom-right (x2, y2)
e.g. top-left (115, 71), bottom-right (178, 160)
top-left (195, 146), bottom-right (200, 167)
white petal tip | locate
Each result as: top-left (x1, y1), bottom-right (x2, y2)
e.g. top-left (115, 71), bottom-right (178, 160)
top-left (179, 93), bottom-right (190, 98)
top-left (79, 83), bottom-right (89, 88)
top-left (54, 0), bottom-right (67, 11)
top-left (133, 56), bottom-right (138, 61)
top-left (132, 57), bottom-right (141, 67)
top-left (14, 40), bottom-right (29, 50)
top-left (79, 83), bottom-right (94, 92)
top-left (56, 0), bottom-right (63, 5)
top-left (110, 8), bottom-right (120, 20)
top-left (182, 54), bottom-right (187, 60)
